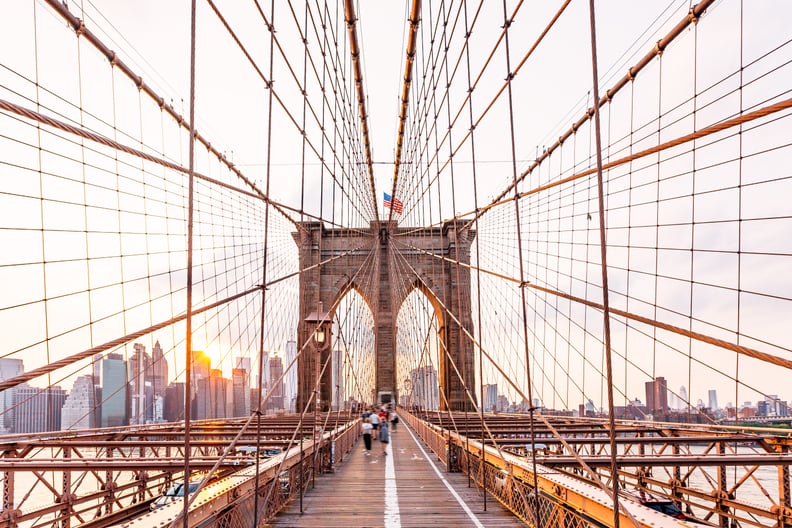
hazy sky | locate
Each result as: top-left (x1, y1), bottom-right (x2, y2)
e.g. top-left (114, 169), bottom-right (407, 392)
top-left (1, 0), bottom-right (791, 415)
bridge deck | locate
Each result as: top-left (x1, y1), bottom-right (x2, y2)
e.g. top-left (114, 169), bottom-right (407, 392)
top-left (267, 421), bottom-right (524, 527)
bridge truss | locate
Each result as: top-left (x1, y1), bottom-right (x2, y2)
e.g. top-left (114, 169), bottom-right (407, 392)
top-left (1, 0), bottom-right (791, 526)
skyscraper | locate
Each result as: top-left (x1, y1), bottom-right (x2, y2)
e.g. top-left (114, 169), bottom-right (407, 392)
top-left (163, 382), bottom-right (185, 422)
top-left (14, 384), bottom-right (67, 433)
top-left (129, 343), bottom-right (151, 425)
top-left (332, 349), bottom-right (344, 410)
top-left (284, 340), bottom-right (297, 412)
top-left (411, 366), bottom-right (439, 409)
top-left (92, 353), bottom-right (103, 426)
top-left (151, 341), bottom-right (168, 398)
top-left (102, 353), bottom-right (128, 427)
top-left (708, 389), bottom-right (718, 411)
top-left (232, 368), bottom-right (250, 417)
top-left (196, 369), bottom-right (228, 420)
top-left (234, 356), bottom-right (251, 373)
top-left (191, 351), bottom-right (212, 419)
top-left (61, 375), bottom-right (96, 430)
top-left (192, 351), bottom-right (211, 382)
top-left (645, 377), bottom-right (668, 416)
top-left (0, 358), bottom-right (24, 433)
top-left (268, 356), bottom-right (284, 411)
top-left (484, 384), bottom-right (498, 412)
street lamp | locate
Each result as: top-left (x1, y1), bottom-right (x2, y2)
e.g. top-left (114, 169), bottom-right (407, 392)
top-left (304, 302), bottom-right (332, 412)
top-left (314, 326), bottom-right (326, 346)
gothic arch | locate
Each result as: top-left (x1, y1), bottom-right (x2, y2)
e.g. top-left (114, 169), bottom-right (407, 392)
top-left (294, 220), bottom-right (475, 411)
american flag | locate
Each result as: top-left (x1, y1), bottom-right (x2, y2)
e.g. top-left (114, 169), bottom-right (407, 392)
top-left (383, 192), bottom-right (403, 214)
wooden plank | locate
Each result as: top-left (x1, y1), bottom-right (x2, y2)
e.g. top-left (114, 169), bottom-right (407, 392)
top-left (267, 422), bottom-right (524, 527)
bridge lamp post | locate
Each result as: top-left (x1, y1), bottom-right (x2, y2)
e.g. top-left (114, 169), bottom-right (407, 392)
top-left (305, 302), bottom-right (332, 413)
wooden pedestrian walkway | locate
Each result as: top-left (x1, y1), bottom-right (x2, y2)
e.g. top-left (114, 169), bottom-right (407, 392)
top-left (267, 421), bottom-right (525, 527)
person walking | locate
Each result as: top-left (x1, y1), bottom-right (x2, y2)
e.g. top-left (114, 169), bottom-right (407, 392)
top-left (389, 408), bottom-right (398, 431)
top-left (369, 407), bottom-right (379, 432)
top-left (378, 415), bottom-right (390, 456)
top-left (362, 417), bottom-right (373, 455)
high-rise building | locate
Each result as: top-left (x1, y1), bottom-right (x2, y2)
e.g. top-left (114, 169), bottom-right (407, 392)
top-left (91, 353), bottom-right (103, 426)
top-left (332, 349), bottom-right (344, 410)
top-left (679, 386), bottom-right (688, 410)
top-left (92, 354), bottom-right (102, 381)
top-left (129, 343), bottom-right (152, 425)
top-left (708, 389), bottom-right (718, 411)
top-left (766, 395), bottom-right (781, 416)
top-left (234, 356), bottom-right (251, 373)
top-left (196, 369), bottom-right (228, 419)
top-left (267, 356), bottom-right (284, 411)
top-left (102, 353), bottom-right (128, 427)
top-left (668, 392), bottom-right (678, 411)
top-left (151, 341), bottom-right (168, 399)
top-left (411, 366), bottom-right (439, 410)
top-left (192, 350), bottom-right (211, 385)
top-left (483, 384), bottom-right (498, 412)
top-left (0, 358), bottom-right (24, 433)
top-left (163, 382), bottom-right (185, 422)
top-left (61, 375), bottom-right (96, 430)
top-left (284, 340), bottom-right (297, 412)
top-left (645, 377), bottom-right (668, 415)
top-left (190, 351), bottom-right (212, 419)
top-left (14, 384), bottom-right (67, 433)
top-left (232, 368), bottom-right (250, 417)
top-left (757, 400), bottom-right (769, 416)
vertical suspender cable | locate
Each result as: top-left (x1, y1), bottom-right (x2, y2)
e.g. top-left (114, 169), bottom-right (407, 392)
top-left (182, 0), bottom-right (198, 526)
top-left (498, 1), bottom-right (542, 523)
top-left (253, 0), bottom-right (276, 525)
top-left (587, 1), bottom-right (619, 524)
top-left (460, 0), bottom-right (488, 509)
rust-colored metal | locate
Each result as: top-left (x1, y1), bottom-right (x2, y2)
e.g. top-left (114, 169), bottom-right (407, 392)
top-left (38, 0), bottom-right (297, 229)
top-left (586, 1), bottom-right (621, 525)
top-left (388, 0), bottom-right (421, 225)
top-left (407, 410), bottom-right (792, 528)
top-left (0, 414), bottom-right (358, 528)
top-left (343, 0), bottom-right (379, 224)
top-left (478, 0), bottom-right (718, 218)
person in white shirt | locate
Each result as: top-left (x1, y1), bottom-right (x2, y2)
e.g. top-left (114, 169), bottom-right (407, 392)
top-left (361, 418), bottom-right (373, 454)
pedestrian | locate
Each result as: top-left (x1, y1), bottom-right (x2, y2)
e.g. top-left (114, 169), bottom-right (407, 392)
top-left (390, 409), bottom-right (398, 431)
top-left (370, 407), bottom-right (379, 432)
top-left (362, 417), bottom-right (373, 454)
top-left (378, 416), bottom-right (390, 456)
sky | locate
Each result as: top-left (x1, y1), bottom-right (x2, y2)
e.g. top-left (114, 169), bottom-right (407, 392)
top-left (1, 0), bottom-right (791, 415)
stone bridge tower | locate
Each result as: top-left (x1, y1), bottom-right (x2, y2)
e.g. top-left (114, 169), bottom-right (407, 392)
top-left (294, 220), bottom-right (475, 412)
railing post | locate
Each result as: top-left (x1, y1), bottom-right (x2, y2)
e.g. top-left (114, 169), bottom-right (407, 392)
top-left (104, 446), bottom-right (115, 515)
top-left (778, 444), bottom-right (792, 528)
top-left (60, 446), bottom-right (72, 528)
top-left (717, 440), bottom-right (729, 527)
top-left (2, 449), bottom-right (17, 525)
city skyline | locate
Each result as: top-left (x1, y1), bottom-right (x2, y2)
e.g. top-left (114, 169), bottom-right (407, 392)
top-left (0, 0), bottom-right (790, 431)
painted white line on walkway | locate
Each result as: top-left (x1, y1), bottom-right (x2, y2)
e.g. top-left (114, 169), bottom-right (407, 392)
top-left (404, 423), bottom-right (485, 528)
top-left (384, 438), bottom-right (401, 527)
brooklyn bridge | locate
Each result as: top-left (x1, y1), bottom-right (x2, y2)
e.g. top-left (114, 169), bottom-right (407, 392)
top-left (1, 0), bottom-right (791, 526)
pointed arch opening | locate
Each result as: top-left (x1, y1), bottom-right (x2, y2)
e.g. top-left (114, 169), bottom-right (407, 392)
top-left (329, 285), bottom-right (376, 410)
top-left (396, 286), bottom-right (444, 410)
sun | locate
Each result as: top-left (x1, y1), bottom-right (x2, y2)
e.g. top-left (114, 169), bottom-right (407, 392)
top-left (195, 342), bottom-right (224, 371)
